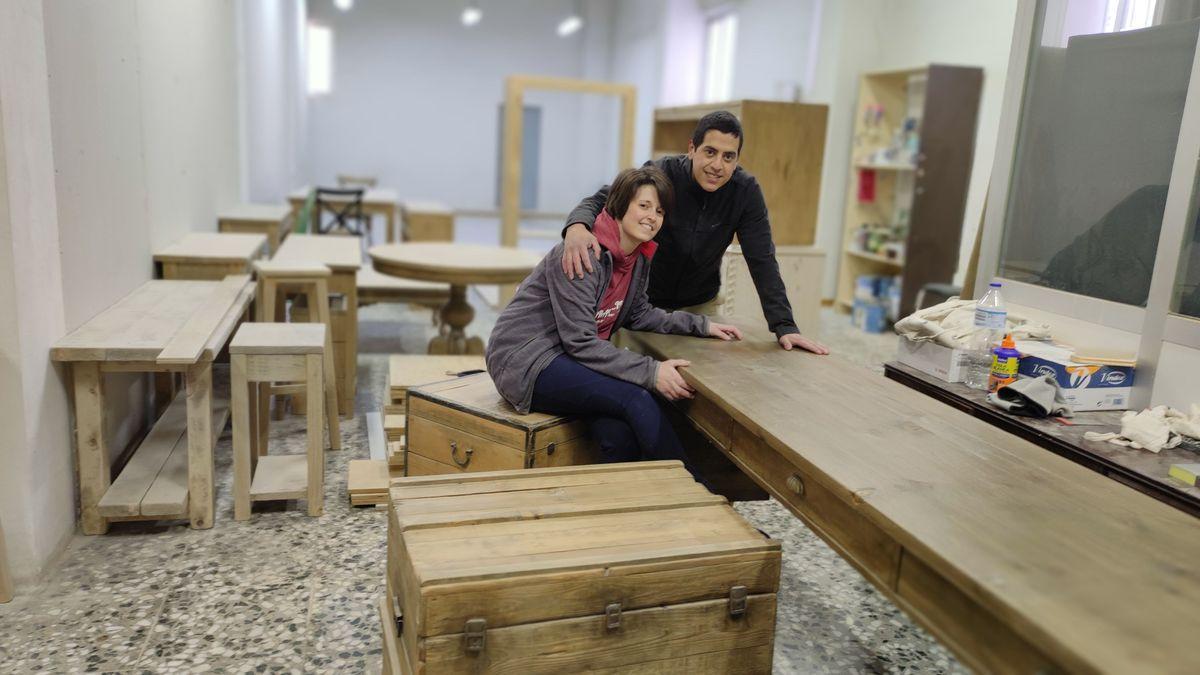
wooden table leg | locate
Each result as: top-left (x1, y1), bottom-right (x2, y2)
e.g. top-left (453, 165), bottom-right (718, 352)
top-left (427, 285), bottom-right (482, 355)
top-left (232, 355), bottom-right (252, 522)
top-left (186, 363), bottom-right (215, 529)
top-left (385, 205), bottom-right (396, 243)
top-left (74, 362), bottom-right (110, 535)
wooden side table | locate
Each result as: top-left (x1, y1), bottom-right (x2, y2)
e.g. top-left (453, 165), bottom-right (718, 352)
top-left (218, 204), bottom-right (294, 254)
top-left (153, 232), bottom-right (268, 280)
top-left (288, 186), bottom-right (399, 243)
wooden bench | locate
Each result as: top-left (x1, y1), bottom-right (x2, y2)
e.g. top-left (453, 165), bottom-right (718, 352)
top-left (399, 200), bottom-right (454, 241)
top-left (626, 328), bottom-right (1200, 674)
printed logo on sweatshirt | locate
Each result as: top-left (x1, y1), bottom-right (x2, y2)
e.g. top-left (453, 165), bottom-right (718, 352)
top-left (595, 300), bottom-right (624, 321)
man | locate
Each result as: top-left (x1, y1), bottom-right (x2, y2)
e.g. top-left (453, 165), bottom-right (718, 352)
top-left (562, 110), bottom-right (830, 354)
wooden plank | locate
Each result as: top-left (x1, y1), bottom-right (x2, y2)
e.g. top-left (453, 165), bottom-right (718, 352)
top-left (229, 323), bottom-right (325, 355)
top-left (422, 594), bottom-right (776, 673)
top-left (384, 414), bottom-right (406, 442)
top-left (152, 232), bottom-right (267, 263)
top-left (157, 275), bottom-right (252, 365)
top-left (349, 460), bottom-right (390, 496)
top-left (274, 233), bottom-right (362, 271)
top-left (96, 390), bottom-right (189, 517)
top-left (0, 519), bottom-right (13, 603)
top-left (139, 428), bottom-right (191, 518)
top-left (250, 454), bottom-right (309, 501)
top-left (625, 329), bottom-right (1200, 674)
top-left (392, 463), bottom-right (691, 501)
top-left (393, 459), bottom-right (683, 489)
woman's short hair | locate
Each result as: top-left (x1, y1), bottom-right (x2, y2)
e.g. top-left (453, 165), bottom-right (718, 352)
top-left (605, 165), bottom-right (674, 220)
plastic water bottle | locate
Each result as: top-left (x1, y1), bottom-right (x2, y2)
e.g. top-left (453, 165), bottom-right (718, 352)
top-left (963, 283), bottom-right (1007, 390)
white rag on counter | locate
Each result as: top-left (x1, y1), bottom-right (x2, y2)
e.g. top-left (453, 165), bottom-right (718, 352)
top-left (893, 298), bottom-right (1053, 349)
top-left (1084, 404), bottom-right (1200, 453)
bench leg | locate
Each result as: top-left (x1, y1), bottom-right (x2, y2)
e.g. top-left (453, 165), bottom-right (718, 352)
top-left (257, 381), bottom-right (270, 457)
top-left (232, 355), bottom-right (252, 522)
top-left (186, 364), bottom-right (215, 530)
top-left (306, 354), bottom-right (325, 517)
top-left (74, 362), bottom-right (110, 535)
top-left (312, 281), bottom-right (342, 450)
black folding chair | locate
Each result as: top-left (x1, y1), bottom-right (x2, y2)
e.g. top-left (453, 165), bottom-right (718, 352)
top-left (314, 187), bottom-right (367, 236)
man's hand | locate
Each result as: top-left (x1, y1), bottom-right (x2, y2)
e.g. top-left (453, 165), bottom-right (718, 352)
top-left (779, 333), bottom-right (830, 355)
top-left (708, 322), bottom-right (743, 341)
top-left (655, 359), bottom-right (695, 400)
top-left (561, 223), bottom-right (601, 279)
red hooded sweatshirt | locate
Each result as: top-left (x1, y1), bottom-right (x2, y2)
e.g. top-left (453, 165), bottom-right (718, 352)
top-left (592, 209), bottom-right (657, 340)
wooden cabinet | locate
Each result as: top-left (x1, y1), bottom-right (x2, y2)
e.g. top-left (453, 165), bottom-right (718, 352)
top-left (404, 374), bottom-right (599, 476)
top-left (383, 462), bottom-right (781, 674)
top-left (652, 100), bottom-right (828, 246)
top-left (835, 65), bottom-right (983, 317)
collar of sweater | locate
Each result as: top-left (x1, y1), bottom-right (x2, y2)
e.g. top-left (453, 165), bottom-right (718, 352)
top-left (593, 208), bottom-right (657, 268)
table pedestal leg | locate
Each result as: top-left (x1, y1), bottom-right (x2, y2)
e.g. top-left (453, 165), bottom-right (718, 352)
top-left (428, 285), bottom-right (483, 355)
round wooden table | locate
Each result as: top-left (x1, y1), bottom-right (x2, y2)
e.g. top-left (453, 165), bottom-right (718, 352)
top-left (369, 243), bottom-right (541, 355)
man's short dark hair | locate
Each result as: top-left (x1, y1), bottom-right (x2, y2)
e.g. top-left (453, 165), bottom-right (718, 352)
top-left (605, 166), bottom-right (674, 220)
top-left (691, 111), bottom-right (743, 153)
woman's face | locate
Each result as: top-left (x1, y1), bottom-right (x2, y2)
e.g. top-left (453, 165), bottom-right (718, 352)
top-left (619, 184), bottom-right (664, 245)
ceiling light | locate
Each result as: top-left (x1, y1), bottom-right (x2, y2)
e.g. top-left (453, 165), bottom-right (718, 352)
top-left (461, 4), bottom-right (482, 27)
top-left (556, 14), bottom-right (583, 37)
top-left (333, 0), bottom-right (353, 11)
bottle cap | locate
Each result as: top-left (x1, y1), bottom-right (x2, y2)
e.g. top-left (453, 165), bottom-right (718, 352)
top-left (989, 282), bottom-right (1002, 288)
top-left (1001, 333), bottom-right (1015, 348)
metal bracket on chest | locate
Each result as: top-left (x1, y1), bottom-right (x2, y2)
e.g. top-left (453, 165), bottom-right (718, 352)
top-left (605, 602), bottom-right (622, 630)
top-left (729, 585), bottom-right (748, 618)
top-left (464, 618), bottom-right (486, 653)
top-left (391, 596), bottom-right (404, 635)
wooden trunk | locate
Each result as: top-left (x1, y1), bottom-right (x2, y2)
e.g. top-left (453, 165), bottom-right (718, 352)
top-left (382, 462), bottom-right (781, 674)
top-left (404, 374), bottom-right (600, 476)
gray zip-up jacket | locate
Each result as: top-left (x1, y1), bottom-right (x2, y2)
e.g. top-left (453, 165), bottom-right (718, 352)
top-left (486, 242), bottom-right (710, 414)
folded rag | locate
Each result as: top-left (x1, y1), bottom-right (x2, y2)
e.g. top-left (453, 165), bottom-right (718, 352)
top-left (986, 374), bottom-right (1074, 418)
top-left (1083, 404), bottom-right (1200, 453)
top-left (893, 298), bottom-right (1053, 349)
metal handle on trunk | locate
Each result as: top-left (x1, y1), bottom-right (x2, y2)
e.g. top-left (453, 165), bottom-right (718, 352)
top-left (450, 441), bottom-right (473, 468)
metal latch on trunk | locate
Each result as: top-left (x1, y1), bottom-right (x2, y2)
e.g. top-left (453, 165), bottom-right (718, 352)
top-left (391, 596), bottom-right (404, 635)
top-left (464, 618), bottom-right (486, 653)
top-left (729, 585), bottom-right (748, 618)
top-left (605, 602), bottom-right (622, 630)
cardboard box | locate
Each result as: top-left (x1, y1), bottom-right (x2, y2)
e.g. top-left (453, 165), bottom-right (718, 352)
top-left (895, 337), bottom-right (970, 383)
top-left (853, 299), bottom-right (888, 333)
top-left (1015, 341), bottom-right (1134, 411)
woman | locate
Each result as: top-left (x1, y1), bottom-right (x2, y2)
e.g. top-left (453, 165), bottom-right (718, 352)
top-left (486, 166), bottom-right (742, 482)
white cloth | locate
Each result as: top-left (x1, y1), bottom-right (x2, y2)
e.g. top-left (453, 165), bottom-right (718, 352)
top-left (1083, 404), bottom-right (1200, 453)
top-left (893, 298), bottom-right (1053, 349)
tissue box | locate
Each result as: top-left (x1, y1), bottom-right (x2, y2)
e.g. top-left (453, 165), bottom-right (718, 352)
top-left (1015, 341), bottom-right (1134, 411)
top-left (895, 337), bottom-right (970, 383)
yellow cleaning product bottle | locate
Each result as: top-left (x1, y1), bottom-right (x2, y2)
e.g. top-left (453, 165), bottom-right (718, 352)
top-left (987, 333), bottom-right (1020, 393)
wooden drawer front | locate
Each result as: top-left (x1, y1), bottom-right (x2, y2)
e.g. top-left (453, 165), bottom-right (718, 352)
top-left (406, 452), bottom-right (461, 477)
top-left (408, 415), bottom-right (528, 473)
top-left (727, 421), bottom-right (901, 590)
top-left (677, 394), bottom-right (735, 450)
top-left (896, 552), bottom-right (1060, 675)
top-left (161, 261), bottom-right (248, 281)
top-left (529, 435), bottom-right (601, 468)
top-left (408, 396), bottom-right (527, 448)
top-left (421, 593), bottom-right (776, 674)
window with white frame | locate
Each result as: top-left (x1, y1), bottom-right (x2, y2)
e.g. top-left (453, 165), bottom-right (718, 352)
top-left (996, 0), bottom-right (1199, 307)
top-left (307, 24), bottom-right (333, 96)
top-left (1172, 173), bottom-right (1200, 318)
top-left (703, 13), bottom-right (737, 103)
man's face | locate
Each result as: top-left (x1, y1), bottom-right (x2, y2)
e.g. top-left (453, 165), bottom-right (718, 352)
top-left (687, 130), bottom-right (740, 192)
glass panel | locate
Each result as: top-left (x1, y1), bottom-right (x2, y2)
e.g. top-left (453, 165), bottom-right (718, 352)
top-left (998, 0), bottom-right (1200, 306)
top-left (1171, 170), bottom-right (1200, 317)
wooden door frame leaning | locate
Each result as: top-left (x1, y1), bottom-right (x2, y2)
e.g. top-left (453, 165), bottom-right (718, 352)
top-left (153, 232), bottom-right (268, 281)
top-left (500, 74), bottom-right (636, 301)
top-left (624, 327), bottom-right (1200, 674)
top-left (50, 276), bottom-right (256, 534)
top-left (287, 186), bottom-right (399, 243)
top-left (369, 243), bottom-right (540, 355)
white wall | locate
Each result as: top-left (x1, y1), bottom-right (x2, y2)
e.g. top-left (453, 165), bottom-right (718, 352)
top-left (0, 0), bottom-right (243, 582)
top-left (304, 0), bottom-right (625, 213)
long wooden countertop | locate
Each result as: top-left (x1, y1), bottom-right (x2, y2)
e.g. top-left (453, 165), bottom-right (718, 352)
top-left (628, 328), bottom-right (1199, 674)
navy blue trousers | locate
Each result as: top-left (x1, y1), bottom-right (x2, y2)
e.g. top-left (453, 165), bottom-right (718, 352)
top-left (531, 354), bottom-right (708, 486)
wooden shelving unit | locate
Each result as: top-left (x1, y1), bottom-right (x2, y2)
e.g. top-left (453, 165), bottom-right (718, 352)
top-left (651, 100), bottom-right (828, 246)
top-left (835, 65), bottom-right (983, 316)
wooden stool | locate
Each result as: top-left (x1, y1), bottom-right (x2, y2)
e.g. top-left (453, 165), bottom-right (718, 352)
top-left (231, 323), bottom-right (330, 520)
top-left (255, 260), bottom-right (343, 450)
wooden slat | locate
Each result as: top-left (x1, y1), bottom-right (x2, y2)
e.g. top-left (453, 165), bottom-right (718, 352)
top-left (349, 460), bottom-right (390, 496)
top-left (392, 459), bottom-right (682, 488)
top-left (152, 232), bottom-right (267, 263)
top-left (423, 594), bottom-right (776, 673)
top-left (157, 275), bottom-right (252, 365)
top-left (250, 454), bottom-right (309, 501)
top-left (96, 391), bottom-right (189, 517)
top-left (139, 431), bottom-right (191, 517)
top-left (392, 463), bottom-right (690, 501)
top-left (626, 329), bottom-right (1200, 674)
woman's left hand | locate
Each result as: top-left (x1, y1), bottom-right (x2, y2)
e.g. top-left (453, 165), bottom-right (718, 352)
top-left (708, 322), bottom-right (743, 341)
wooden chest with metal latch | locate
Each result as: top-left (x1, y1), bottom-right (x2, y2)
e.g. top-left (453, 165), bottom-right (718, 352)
top-left (380, 461), bottom-right (782, 674)
top-left (403, 373), bottom-right (599, 476)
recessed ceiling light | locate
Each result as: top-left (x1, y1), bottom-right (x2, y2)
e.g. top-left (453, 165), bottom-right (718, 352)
top-left (462, 5), bottom-right (482, 27)
top-left (333, 0), bottom-right (353, 11)
top-left (557, 14), bottom-right (583, 37)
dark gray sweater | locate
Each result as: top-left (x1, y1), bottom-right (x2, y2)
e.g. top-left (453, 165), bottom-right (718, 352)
top-left (486, 242), bottom-right (709, 414)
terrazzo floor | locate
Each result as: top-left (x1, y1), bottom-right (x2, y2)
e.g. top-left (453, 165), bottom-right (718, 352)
top-left (0, 299), bottom-right (966, 674)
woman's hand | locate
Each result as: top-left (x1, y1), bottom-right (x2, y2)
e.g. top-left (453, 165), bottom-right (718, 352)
top-left (708, 322), bottom-right (743, 341)
top-left (561, 223), bottom-right (601, 279)
top-left (655, 359), bottom-right (695, 400)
